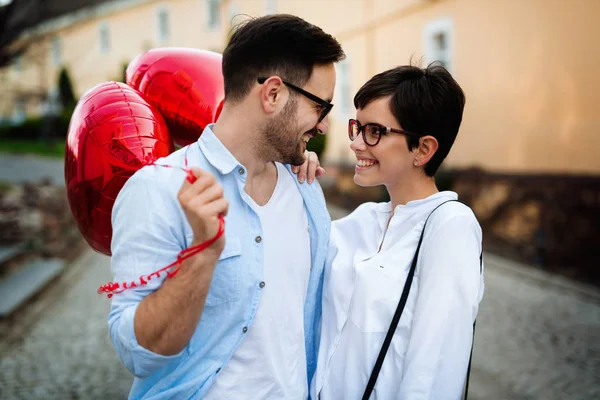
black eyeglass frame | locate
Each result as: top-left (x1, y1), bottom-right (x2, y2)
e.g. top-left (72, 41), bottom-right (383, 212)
top-left (257, 77), bottom-right (333, 122)
top-left (348, 118), bottom-right (426, 146)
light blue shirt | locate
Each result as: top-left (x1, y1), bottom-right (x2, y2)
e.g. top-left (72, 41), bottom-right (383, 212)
top-left (108, 125), bottom-right (331, 399)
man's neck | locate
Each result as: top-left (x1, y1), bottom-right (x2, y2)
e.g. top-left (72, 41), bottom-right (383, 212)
top-left (211, 110), bottom-right (279, 206)
top-left (211, 111), bottom-right (271, 180)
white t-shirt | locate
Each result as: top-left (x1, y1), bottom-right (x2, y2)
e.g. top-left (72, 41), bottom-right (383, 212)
top-left (205, 162), bottom-right (311, 400)
top-left (311, 191), bottom-right (484, 400)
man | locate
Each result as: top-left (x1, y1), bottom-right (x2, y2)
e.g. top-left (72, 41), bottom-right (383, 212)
top-left (108, 14), bottom-right (345, 399)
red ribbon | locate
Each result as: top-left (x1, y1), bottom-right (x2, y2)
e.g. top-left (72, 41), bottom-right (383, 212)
top-left (97, 150), bottom-right (226, 298)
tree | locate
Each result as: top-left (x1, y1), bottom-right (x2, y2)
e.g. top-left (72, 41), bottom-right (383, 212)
top-left (121, 62), bottom-right (128, 82)
top-left (58, 67), bottom-right (76, 109)
top-left (0, 0), bottom-right (110, 68)
top-left (0, 0), bottom-right (39, 69)
top-left (306, 132), bottom-right (327, 159)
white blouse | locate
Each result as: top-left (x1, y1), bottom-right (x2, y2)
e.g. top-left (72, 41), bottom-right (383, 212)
top-left (311, 191), bottom-right (484, 400)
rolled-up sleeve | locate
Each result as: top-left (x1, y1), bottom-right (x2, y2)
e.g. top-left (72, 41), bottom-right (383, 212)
top-left (398, 213), bottom-right (483, 399)
top-left (107, 168), bottom-right (186, 378)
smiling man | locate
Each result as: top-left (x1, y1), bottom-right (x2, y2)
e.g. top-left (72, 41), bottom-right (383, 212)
top-left (107, 14), bottom-right (345, 400)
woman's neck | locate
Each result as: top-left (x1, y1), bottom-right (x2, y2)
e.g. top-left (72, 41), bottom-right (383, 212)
top-left (387, 174), bottom-right (439, 211)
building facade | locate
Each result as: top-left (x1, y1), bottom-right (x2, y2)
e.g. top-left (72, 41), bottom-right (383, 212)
top-left (1, 0), bottom-right (599, 175)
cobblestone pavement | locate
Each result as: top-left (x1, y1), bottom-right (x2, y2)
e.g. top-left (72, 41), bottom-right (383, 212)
top-left (1, 214), bottom-right (599, 399)
top-left (469, 253), bottom-right (600, 400)
top-left (0, 250), bottom-right (131, 399)
top-left (0, 153), bottom-right (65, 186)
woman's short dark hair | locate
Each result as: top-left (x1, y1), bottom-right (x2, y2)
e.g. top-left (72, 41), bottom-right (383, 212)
top-left (354, 63), bottom-right (466, 176)
top-left (222, 14), bottom-right (345, 103)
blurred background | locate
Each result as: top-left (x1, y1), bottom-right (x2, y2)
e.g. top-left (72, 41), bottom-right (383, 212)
top-left (0, 0), bottom-right (598, 399)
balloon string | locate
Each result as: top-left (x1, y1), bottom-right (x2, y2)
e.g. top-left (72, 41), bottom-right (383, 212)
top-left (98, 148), bottom-right (225, 298)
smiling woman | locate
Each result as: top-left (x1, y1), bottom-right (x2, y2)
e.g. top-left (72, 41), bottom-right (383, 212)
top-left (312, 64), bottom-right (484, 400)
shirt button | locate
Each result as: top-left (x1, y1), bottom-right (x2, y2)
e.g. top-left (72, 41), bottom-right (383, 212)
top-left (255, 236), bottom-right (262, 243)
top-left (259, 281), bottom-right (265, 288)
top-left (238, 167), bottom-right (244, 175)
top-left (242, 327), bottom-right (248, 333)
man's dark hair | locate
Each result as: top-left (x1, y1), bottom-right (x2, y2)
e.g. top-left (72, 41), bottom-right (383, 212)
top-left (354, 63), bottom-right (466, 176)
top-left (222, 14), bottom-right (345, 103)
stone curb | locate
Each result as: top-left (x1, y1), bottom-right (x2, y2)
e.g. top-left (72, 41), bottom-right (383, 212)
top-left (483, 252), bottom-right (600, 303)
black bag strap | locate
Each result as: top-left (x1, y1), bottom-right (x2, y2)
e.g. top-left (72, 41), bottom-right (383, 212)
top-left (362, 199), bottom-right (482, 400)
top-left (462, 251), bottom-right (483, 399)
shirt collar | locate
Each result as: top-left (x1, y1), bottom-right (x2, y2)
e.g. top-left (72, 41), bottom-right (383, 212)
top-left (393, 191), bottom-right (458, 215)
top-left (374, 202), bottom-right (392, 214)
top-left (372, 191), bottom-right (459, 216)
top-left (370, 191), bottom-right (458, 237)
top-left (197, 124), bottom-right (241, 175)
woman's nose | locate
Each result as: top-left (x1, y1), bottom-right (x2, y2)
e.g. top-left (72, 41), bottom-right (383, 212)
top-left (350, 133), bottom-right (366, 152)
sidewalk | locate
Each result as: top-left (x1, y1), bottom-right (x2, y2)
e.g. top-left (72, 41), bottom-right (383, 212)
top-left (0, 153), bottom-right (64, 185)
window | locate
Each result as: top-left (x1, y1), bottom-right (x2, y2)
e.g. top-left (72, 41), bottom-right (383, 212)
top-left (157, 7), bottom-right (170, 43)
top-left (39, 88), bottom-right (60, 116)
top-left (99, 22), bottom-right (110, 54)
top-left (13, 55), bottom-right (22, 73)
top-left (335, 58), bottom-right (352, 117)
top-left (206, 0), bottom-right (220, 29)
top-left (423, 17), bottom-right (454, 72)
top-left (51, 36), bottom-right (61, 66)
top-left (265, 0), bottom-right (277, 14)
top-left (12, 99), bottom-right (26, 125)
top-left (228, 1), bottom-right (239, 22)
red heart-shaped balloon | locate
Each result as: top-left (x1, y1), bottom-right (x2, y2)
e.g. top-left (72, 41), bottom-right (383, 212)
top-left (65, 81), bottom-right (174, 255)
top-left (126, 48), bottom-right (224, 147)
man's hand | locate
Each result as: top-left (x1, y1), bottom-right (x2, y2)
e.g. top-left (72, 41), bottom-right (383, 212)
top-left (292, 150), bottom-right (325, 184)
top-left (178, 168), bottom-right (228, 255)
top-left (132, 168), bottom-right (228, 356)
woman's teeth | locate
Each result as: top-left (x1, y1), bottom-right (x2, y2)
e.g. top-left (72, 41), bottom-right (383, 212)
top-left (357, 159), bottom-right (377, 167)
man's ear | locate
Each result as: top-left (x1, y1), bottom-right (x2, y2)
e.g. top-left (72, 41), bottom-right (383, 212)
top-left (260, 76), bottom-right (287, 115)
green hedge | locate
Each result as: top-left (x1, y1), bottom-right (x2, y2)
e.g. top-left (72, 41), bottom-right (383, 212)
top-left (306, 132), bottom-right (327, 158)
top-left (0, 111), bottom-right (72, 140)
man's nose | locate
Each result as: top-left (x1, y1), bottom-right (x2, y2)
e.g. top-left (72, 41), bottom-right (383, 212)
top-left (317, 116), bottom-right (329, 134)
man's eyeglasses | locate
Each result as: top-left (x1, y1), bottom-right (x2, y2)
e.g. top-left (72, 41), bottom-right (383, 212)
top-left (348, 119), bottom-right (425, 146)
top-left (257, 77), bottom-right (333, 122)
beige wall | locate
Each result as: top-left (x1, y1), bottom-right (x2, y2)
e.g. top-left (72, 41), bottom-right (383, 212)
top-left (2, 0), bottom-right (599, 175)
top-left (224, 0), bottom-right (600, 174)
top-left (447, 0), bottom-right (600, 174)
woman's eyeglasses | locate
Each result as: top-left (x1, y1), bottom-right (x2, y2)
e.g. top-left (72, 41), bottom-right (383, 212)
top-left (348, 118), bottom-right (424, 146)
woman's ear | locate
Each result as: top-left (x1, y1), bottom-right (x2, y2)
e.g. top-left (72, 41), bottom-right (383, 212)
top-left (415, 135), bottom-right (438, 166)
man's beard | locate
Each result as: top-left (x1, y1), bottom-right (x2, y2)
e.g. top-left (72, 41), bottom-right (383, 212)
top-left (260, 97), bottom-right (308, 166)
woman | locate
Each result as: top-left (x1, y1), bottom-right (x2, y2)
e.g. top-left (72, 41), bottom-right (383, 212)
top-left (310, 65), bottom-right (484, 400)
